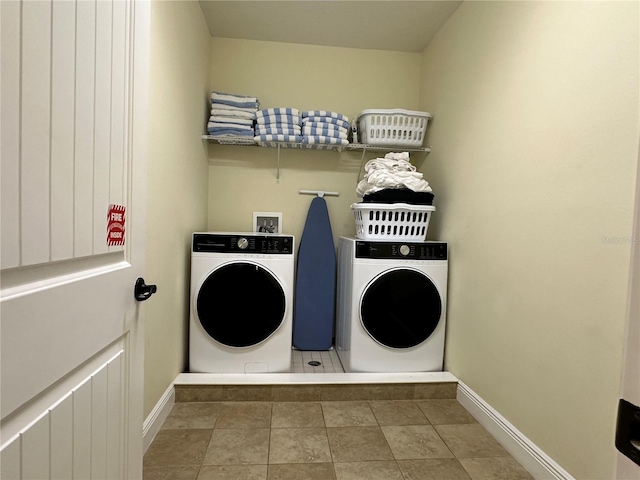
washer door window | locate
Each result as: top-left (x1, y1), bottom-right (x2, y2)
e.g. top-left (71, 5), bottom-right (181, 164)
top-left (361, 268), bottom-right (442, 349)
top-left (197, 262), bottom-right (286, 347)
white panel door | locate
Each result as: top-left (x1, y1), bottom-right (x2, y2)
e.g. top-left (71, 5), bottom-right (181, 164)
top-left (0, 0), bottom-right (150, 478)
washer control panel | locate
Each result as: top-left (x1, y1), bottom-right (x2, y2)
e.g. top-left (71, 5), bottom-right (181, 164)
top-left (193, 233), bottom-right (294, 254)
top-left (355, 241), bottom-right (447, 260)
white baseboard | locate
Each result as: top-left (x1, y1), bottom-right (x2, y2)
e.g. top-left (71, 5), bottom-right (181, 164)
top-left (143, 383), bottom-right (175, 454)
top-left (456, 381), bottom-right (575, 480)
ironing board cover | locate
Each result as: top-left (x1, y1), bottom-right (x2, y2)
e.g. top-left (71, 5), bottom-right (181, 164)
top-left (292, 196), bottom-right (336, 350)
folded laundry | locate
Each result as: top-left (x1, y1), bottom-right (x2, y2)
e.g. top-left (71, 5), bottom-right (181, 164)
top-left (355, 152), bottom-right (432, 198)
top-left (257, 107), bottom-right (300, 118)
top-left (207, 127), bottom-right (255, 137)
top-left (302, 125), bottom-right (348, 139)
top-left (301, 135), bottom-right (349, 146)
top-left (254, 134), bottom-right (303, 142)
top-left (210, 91), bottom-right (259, 110)
top-left (359, 170), bottom-right (430, 195)
top-left (302, 116), bottom-right (350, 130)
top-left (207, 121), bottom-right (254, 131)
top-left (255, 125), bottom-right (302, 135)
top-left (208, 116), bottom-right (254, 127)
top-left (301, 121), bottom-right (348, 132)
top-left (383, 151), bottom-right (411, 161)
top-left (302, 110), bottom-right (349, 122)
top-left (210, 108), bottom-right (256, 120)
top-left (256, 113), bottom-right (301, 126)
top-left (210, 102), bottom-right (258, 112)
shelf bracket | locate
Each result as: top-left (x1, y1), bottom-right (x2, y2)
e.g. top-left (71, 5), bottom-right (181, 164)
top-left (276, 144), bottom-right (281, 183)
top-left (356, 148), bottom-right (368, 187)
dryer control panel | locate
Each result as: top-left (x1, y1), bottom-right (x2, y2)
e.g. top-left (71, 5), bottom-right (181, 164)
top-left (193, 233), bottom-right (294, 254)
top-left (355, 241), bottom-right (447, 260)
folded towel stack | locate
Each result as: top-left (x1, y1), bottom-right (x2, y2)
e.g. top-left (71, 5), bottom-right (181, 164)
top-left (207, 91), bottom-right (259, 138)
top-left (254, 108), bottom-right (302, 144)
top-left (300, 111), bottom-right (350, 146)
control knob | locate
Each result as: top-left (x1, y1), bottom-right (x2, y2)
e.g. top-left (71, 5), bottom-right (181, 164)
top-left (399, 244), bottom-right (410, 256)
top-left (237, 238), bottom-right (249, 250)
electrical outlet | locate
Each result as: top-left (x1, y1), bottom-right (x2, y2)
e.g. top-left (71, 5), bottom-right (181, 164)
top-left (253, 212), bottom-right (282, 234)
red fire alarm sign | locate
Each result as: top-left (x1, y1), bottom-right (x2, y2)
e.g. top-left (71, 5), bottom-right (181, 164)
top-left (107, 204), bottom-right (126, 246)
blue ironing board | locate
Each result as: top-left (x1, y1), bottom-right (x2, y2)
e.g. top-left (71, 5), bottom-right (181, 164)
top-left (293, 196), bottom-right (336, 350)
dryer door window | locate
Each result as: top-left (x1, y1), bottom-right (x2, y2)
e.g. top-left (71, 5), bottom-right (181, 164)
top-left (361, 268), bottom-right (442, 349)
top-left (196, 262), bottom-right (286, 347)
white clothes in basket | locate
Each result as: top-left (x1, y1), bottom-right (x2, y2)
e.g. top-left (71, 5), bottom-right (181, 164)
top-left (356, 152), bottom-right (432, 198)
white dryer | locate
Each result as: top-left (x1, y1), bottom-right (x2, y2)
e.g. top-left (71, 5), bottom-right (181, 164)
top-left (336, 237), bottom-right (448, 373)
top-left (190, 232), bottom-right (295, 373)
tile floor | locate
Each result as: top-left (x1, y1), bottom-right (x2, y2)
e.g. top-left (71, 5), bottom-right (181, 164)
top-left (290, 349), bottom-right (344, 373)
top-left (144, 397), bottom-right (534, 480)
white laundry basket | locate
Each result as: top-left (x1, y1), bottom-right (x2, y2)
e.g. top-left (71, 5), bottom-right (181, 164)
top-left (351, 203), bottom-right (436, 242)
top-left (356, 109), bottom-right (431, 147)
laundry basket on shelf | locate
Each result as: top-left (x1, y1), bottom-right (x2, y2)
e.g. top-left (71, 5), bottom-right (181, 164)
top-left (351, 203), bottom-right (436, 242)
top-left (356, 109), bottom-right (431, 147)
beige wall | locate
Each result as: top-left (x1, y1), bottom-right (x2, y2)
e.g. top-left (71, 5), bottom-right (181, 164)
top-left (144, 0), bottom-right (210, 417)
top-left (617, 144), bottom-right (640, 479)
top-left (207, 38), bottom-right (423, 244)
top-left (419, 2), bottom-right (639, 478)
top-left (143, 4), bottom-right (640, 477)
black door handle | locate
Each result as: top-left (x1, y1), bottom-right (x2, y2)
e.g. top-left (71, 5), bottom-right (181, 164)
top-left (616, 398), bottom-right (640, 466)
top-left (134, 277), bottom-right (157, 301)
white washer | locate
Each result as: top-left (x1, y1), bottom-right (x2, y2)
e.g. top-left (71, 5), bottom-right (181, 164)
top-left (336, 237), bottom-right (448, 373)
top-left (190, 232), bottom-right (295, 373)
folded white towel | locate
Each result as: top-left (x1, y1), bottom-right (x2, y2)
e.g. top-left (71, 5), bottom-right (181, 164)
top-left (210, 102), bottom-right (258, 114)
top-left (209, 116), bottom-right (254, 126)
top-left (207, 128), bottom-right (254, 137)
top-left (207, 121), bottom-right (253, 131)
top-left (210, 91), bottom-right (259, 109)
top-left (211, 108), bottom-right (256, 120)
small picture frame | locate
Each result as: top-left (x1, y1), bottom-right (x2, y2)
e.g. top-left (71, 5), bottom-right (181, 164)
top-left (253, 212), bottom-right (282, 234)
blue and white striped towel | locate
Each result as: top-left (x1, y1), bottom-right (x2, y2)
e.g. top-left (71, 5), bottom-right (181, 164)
top-left (302, 117), bottom-right (350, 130)
top-left (210, 102), bottom-right (258, 114)
top-left (254, 134), bottom-right (302, 143)
top-left (256, 113), bottom-right (301, 126)
top-left (302, 125), bottom-right (348, 139)
top-left (301, 121), bottom-right (348, 132)
top-left (207, 121), bottom-right (253, 131)
top-left (302, 111), bottom-right (349, 122)
top-left (257, 107), bottom-right (300, 118)
top-left (211, 108), bottom-right (256, 120)
top-left (210, 91), bottom-right (259, 110)
top-left (255, 125), bottom-right (302, 135)
top-left (207, 128), bottom-right (255, 137)
top-left (301, 135), bottom-right (349, 145)
top-left (209, 116), bottom-right (254, 127)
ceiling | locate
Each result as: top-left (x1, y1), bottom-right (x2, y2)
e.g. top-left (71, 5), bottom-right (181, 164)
top-left (198, 1), bottom-right (463, 53)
